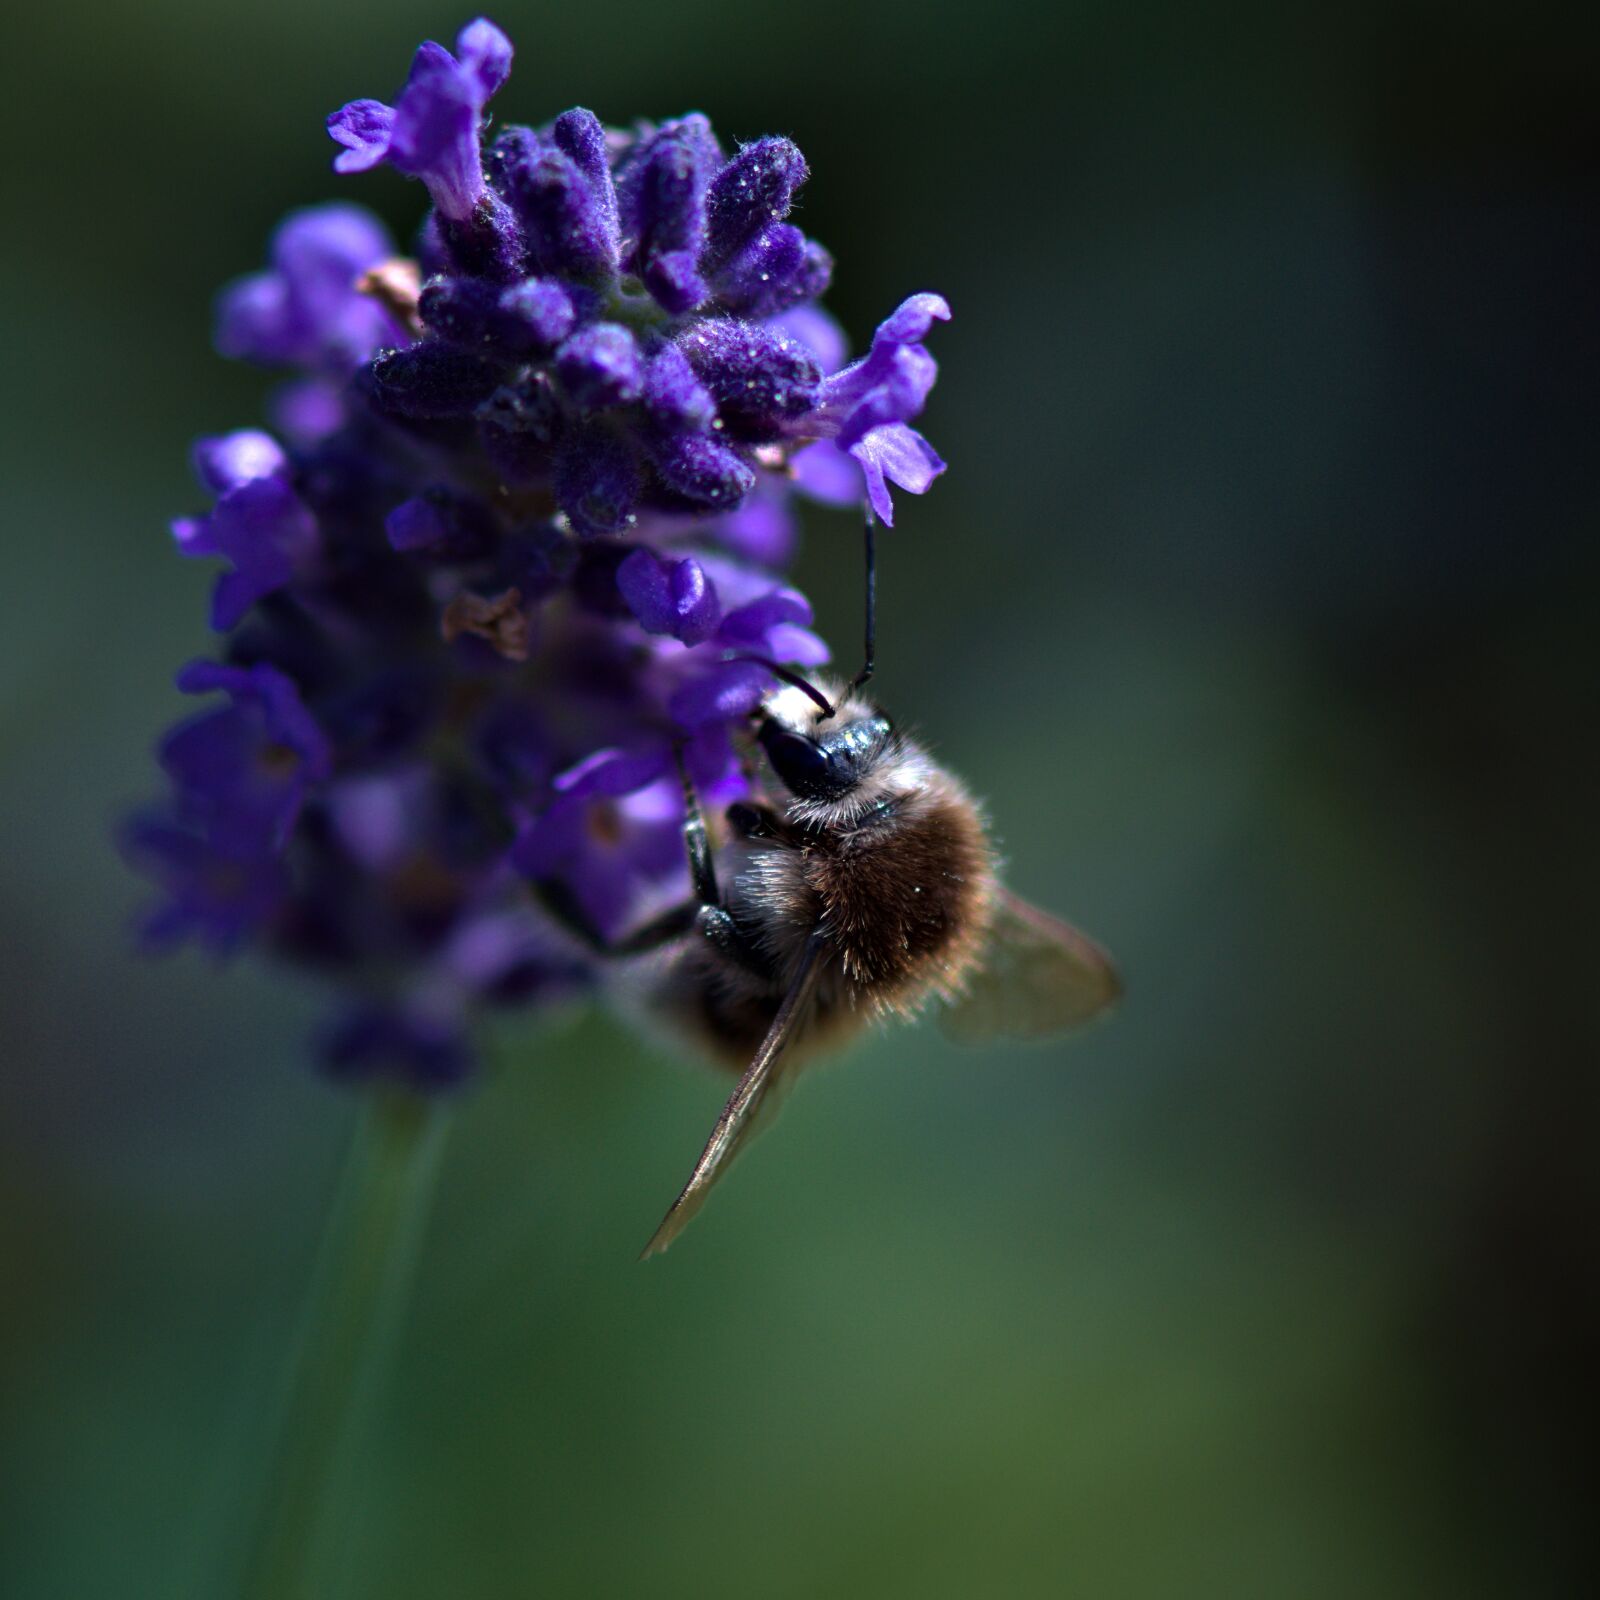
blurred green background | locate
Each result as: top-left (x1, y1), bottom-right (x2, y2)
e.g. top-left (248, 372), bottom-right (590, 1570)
top-left (4, 1), bottom-right (1597, 1595)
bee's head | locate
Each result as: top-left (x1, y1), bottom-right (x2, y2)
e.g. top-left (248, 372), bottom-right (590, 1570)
top-left (757, 683), bottom-right (893, 801)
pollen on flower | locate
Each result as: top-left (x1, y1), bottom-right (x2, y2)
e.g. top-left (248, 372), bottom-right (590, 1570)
top-left (585, 800), bottom-right (626, 847)
top-left (440, 588), bottom-right (532, 660)
top-left (125, 15), bottom-right (949, 1089)
top-left (356, 259), bottom-right (424, 336)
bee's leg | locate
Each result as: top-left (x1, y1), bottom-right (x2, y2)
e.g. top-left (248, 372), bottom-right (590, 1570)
top-left (696, 904), bottom-right (779, 982)
top-left (728, 801), bottom-right (818, 849)
top-left (615, 902), bottom-right (700, 955)
top-left (725, 801), bottom-right (780, 841)
top-left (674, 751), bottom-right (780, 982)
top-left (673, 745), bottom-right (719, 908)
top-left (529, 878), bottom-right (698, 958)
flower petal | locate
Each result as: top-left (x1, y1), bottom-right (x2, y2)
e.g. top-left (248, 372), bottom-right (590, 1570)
top-left (455, 17), bottom-right (513, 100)
top-left (848, 424), bottom-right (947, 526)
top-left (327, 99), bottom-right (396, 173)
top-left (789, 439), bottom-right (862, 506)
top-left (617, 548), bottom-right (722, 645)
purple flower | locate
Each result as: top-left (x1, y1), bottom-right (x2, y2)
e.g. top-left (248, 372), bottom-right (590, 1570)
top-left (325, 769), bottom-right (434, 870)
top-left (641, 344), bottom-right (715, 432)
top-left (815, 294), bottom-right (949, 442)
top-left (216, 203), bottom-right (400, 370)
top-left (771, 303), bottom-right (848, 373)
top-left (328, 19), bottom-right (513, 222)
top-left (440, 903), bottom-right (590, 1004)
top-left (616, 548), bottom-right (721, 644)
top-left (325, 65), bottom-right (942, 531)
top-left (702, 138), bottom-right (807, 269)
top-left (511, 731), bottom-right (745, 942)
top-left (127, 20), bottom-right (955, 1092)
top-left (845, 427), bottom-right (947, 526)
top-left (698, 137), bottom-right (832, 315)
top-left (555, 323), bottom-right (644, 411)
top-left (269, 378), bottom-right (351, 447)
top-left (696, 555), bottom-right (827, 660)
top-left (161, 660), bottom-right (331, 852)
top-left (385, 488), bottom-right (497, 562)
top-left (319, 1002), bottom-right (474, 1090)
top-left (120, 812), bottom-right (290, 955)
top-left (191, 429), bottom-right (288, 494)
top-left (787, 438), bottom-right (865, 506)
top-left (713, 582), bottom-right (822, 659)
top-left (498, 135), bottom-right (614, 281)
top-left (513, 761), bottom-right (691, 945)
top-left (420, 273), bottom-right (577, 355)
top-left (620, 116), bottom-right (714, 312)
top-left (792, 293), bottom-right (951, 524)
top-left (666, 658), bottom-right (774, 728)
top-left (171, 432), bottom-right (319, 629)
top-left (649, 432), bottom-right (755, 510)
top-left (680, 319), bottom-right (821, 439)
top-left (712, 481), bottom-right (798, 568)
top-left (557, 426), bottom-right (642, 534)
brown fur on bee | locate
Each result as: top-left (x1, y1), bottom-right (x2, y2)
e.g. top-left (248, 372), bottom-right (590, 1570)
top-left (802, 769), bottom-right (994, 1005)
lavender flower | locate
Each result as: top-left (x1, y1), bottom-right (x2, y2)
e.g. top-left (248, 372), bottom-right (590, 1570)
top-left (786, 294), bottom-right (951, 525)
top-left (172, 432), bottom-right (320, 628)
top-left (216, 204), bottom-right (402, 370)
top-left (328, 19), bottom-right (513, 222)
top-left (160, 660), bottom-right (332, 851)
top-left (126, 18), bottom-right (950, 1088)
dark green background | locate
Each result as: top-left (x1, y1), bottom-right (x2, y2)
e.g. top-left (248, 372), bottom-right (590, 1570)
top-left (4, 2), bottom-right (1596, 1595)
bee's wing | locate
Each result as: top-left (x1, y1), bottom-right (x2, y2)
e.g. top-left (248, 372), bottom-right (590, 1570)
top-left (939, 888), bottom-right (1122, 1045)
top-left (641, 930), bottom-right (830, 1259)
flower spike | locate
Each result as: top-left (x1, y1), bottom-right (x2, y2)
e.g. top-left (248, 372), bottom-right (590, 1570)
top-left (130, 19), bottom-right (951, 1086)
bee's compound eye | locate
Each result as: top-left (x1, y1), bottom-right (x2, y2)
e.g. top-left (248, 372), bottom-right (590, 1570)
top-left (758, 722), bottom-right (837, 799)
top-left (820, 715), bottom-right (890, 776)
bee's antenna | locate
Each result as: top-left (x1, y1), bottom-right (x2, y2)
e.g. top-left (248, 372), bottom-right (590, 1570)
top-left (850, 504), bottom-right (877, 695)
top-left (844, 505), bottom-right (883, 694)
top-left (729, 655), bottom-right (835, 720)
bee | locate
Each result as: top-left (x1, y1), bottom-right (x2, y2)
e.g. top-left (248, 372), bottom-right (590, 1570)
top-left (532, 519), bottom-right (1121, 1255)
top-left (634, 667), bottom-right (1121, 1255)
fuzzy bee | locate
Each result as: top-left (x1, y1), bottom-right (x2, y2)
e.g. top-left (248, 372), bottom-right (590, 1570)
top-left (627, 673), bottom-right (1122, 1256)
top-left (532, 525), bottom-right (1120, 1255)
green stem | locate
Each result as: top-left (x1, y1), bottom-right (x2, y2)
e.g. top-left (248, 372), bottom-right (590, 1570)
top-left (237, 1092), bottom-right (448, 1600)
